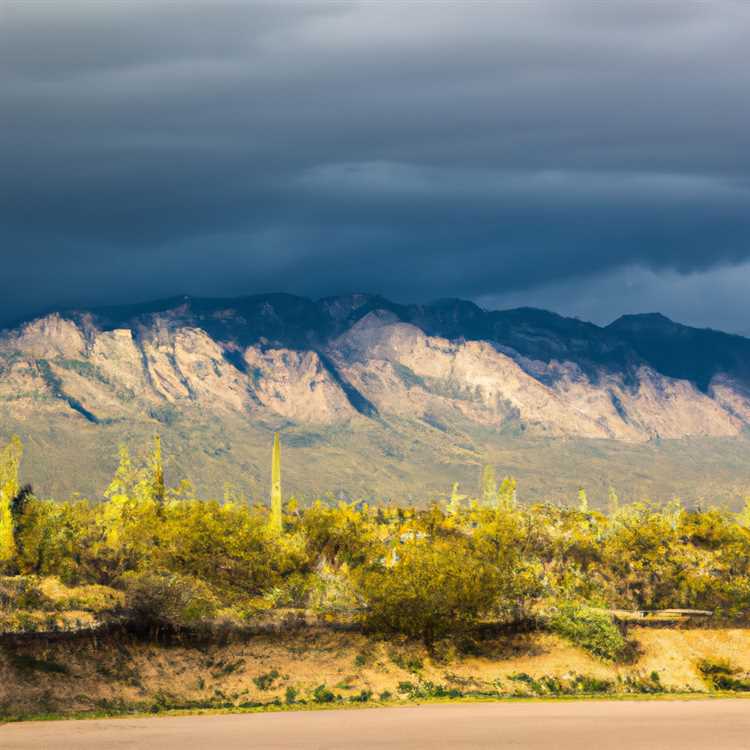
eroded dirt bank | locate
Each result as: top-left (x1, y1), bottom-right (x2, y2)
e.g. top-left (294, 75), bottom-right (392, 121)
top-left (3, 626), bottom-right (750, 719)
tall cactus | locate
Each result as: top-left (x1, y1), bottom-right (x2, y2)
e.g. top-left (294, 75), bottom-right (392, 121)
top-left (481, 464), bottom-right (497, 505)
top-left (497, 476), bottom-right (517, 511)
top-left (577, 487), bottom-right (589, 514)
top-left (447, 482), bottom-right (465, 516)
top-left (151, 434), bottom-right (165, 504)
top-left (270, 432), bottom-right (283, 535)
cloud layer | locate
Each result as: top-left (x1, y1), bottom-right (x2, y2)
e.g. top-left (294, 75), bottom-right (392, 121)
top-left (1, 1), bottom-right (749, 329)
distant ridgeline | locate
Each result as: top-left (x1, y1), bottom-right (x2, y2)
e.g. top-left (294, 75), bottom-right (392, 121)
top-left (2, 293), bottom-right (750, 503)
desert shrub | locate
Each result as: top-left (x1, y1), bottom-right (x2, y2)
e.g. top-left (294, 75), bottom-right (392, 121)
top-left (547, 602), bottom-right (627, 661)
top-left (507, 672), bottom-right (541, 694)
top-left (153, 501), bottom-right (303, 596)
top-left (572, 673), bottom-right (614, 693)
top-left (697, 658), bottom-right (750, 691)
top-left (52, 582), bottom-right (124, 612)
top-left (349, 689), bottom-right (372, 703)
top-left (512, 672), bottom-right (615, 696)
top-left (252, 669), bottom-right (280, 691)
top-left (121, 571), bottom-right (218, 629)
top-left (261, 572), bottom-right (312, 609)
top-left (312, 684), bottom-right (335, 703)
top-left (359, 537), bottom-right (498, 644)
top-left (0, 575), bottom-right (122, 613)
top-left (302, 502), bottom-right (379, 567)
top-left (387, 644), bottom-right (423, 672)
top-left (620, 670), bottom-right (665, 694)
top-left (308, 562), bottom-right (362, 614)
top-left (395, 679), bottom-right (461, 699)
top-left (0, 576), bottom-right (48, 609)
top-left (211, 658), bottom-right (245, 678)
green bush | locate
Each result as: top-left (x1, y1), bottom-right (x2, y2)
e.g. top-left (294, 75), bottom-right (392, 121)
top-left (395, 679), bottom-right (461, 699)
top-left (121, 571), bottom-right (217, 628)
top-left (252, 670), bottom-right (280, 691)
top-left (509, 672), bottom-right (614, 696)
top-left (508, 672), bottom-right (541, 694)
top-left (349, 689), bottom-right (372, 703)
top-left (312, 684), bottom-right (335, 703)
top-left (697, 658), bottom-right (750, 691)
top-left (547, 602), bottom-right (627, 661)
top-left (620, 670), bottom-right (664, 694)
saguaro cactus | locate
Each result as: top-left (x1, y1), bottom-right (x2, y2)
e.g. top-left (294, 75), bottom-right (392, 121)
top-left (481, 464), bottom-right (497, 505)
top-left (447, 482), bottom-right (465, 516)
top-left (270, 432), bottom-right (283, 535)
top-left (151, 434), bottom-right (165, 504)
top-left (577, 487), bottom-right (589, 514)
top-left (497, 476), bottom-right (517, 511)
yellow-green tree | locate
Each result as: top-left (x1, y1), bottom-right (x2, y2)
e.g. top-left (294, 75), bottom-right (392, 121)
top-left (105, 438), bottom-right (165, 506)
top-left (359, 536), bottom-right (499, 644)
top-left (105, 445), bottom-right (138, 503)
top-left (0, 436), bottom-right (23, 564)
top-left (270, 432), bottom-right (283, 535)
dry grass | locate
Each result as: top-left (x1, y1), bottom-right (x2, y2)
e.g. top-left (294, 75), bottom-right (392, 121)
top-left (632, 628), bottom-right (750, 691)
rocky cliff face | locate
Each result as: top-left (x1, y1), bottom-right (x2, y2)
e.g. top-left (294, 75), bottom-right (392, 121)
top-left (2, 296), bottom-right (749, 441)
top-left (2, 294), bottom-right (750, 501)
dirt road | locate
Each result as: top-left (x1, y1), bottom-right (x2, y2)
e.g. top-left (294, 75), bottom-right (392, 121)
top-left (2, 699), bottom-right (748, 749)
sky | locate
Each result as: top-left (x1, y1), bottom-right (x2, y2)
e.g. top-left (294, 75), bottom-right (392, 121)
top-left (1, 1), bottom-right (749, 333)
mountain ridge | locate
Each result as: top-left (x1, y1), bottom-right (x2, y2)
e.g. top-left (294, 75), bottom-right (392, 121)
top-left (55, 292), bottom-right (750, 393)
top-left (2, 292), bottom-right (750, 503)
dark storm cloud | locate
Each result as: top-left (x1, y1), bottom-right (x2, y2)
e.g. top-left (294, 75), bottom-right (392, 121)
top-left (1, 1), bottom-right (749, 329)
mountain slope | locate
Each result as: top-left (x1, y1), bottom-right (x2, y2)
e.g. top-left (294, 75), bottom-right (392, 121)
top-left (2, 294), bottom-right (750, 504)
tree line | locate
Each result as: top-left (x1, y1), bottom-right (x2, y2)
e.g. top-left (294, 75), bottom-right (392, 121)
top-left (2, 434), bottom-right (750, 652)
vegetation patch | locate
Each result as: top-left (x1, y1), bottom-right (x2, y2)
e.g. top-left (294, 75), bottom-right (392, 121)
top-left (9, 653), bottom-right (69, 675)
top-left (252, 669), bottom-right (280, 691)
top-left (3, 434), bottom-right (750, 720)
top-left (546, 603), bottom-right (629, 662)
top-left (312, 684), bottom-right (336, 703)
top-left (697, 658), bottom-right (750, 691)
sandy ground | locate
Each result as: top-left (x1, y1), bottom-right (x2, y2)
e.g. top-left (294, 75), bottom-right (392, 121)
top-left (2, 700), bottom-right (749, 750)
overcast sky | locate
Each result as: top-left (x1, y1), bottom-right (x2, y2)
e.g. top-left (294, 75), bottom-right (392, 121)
top-left (2, 1), bottom-right (749, 332)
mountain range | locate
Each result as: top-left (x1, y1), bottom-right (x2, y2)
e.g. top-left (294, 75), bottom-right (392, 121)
top-left (2, 293), bottom-right (750, 505)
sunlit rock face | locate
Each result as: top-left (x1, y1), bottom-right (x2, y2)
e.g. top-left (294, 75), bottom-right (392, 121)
top-left (2, 295), bottom-right (750, 440)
